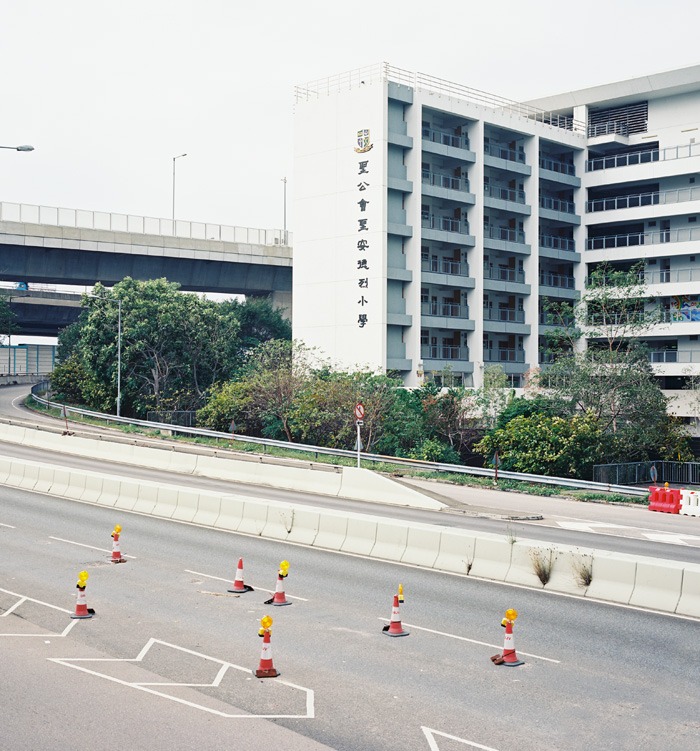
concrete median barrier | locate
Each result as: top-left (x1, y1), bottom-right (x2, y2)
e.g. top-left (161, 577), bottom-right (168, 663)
top-left (677, 567), bottom-right (700, 617)
top-left (469, 535), bottom-right (513, 581)
top-left (338, 466), bottom-right (443, 509)
top-left (0, 455), bottom-right (13, 485)
top-left (585, 551), bottom-right (637, 604)
top-left (48, 467), bottom-right (72, 498)
top-left (340, 515), bottom-right (378, 556)
top-left (34, 465), bottom-right (55, 494)
top-left (433, 530), bottom-right (476, 575)
top-left (505, 542), bottom-right (547, 588)
top-left (152, 486), bottom-right (179, 519)
top-left (171, 489), bottom-right (199, 523)
top-left (369, 520), bottom-right (409, 561)
top-left (192, 493), bottom-right (221, 527)
top-left (261, 504), bottom-right (295, 541)
top-left (313, 512), bottom-right (348, 551)
top-left (114, 479), bottom-right (140, 511)
top-left (401, 525), bottom-right (442, 568)
top-left (213, 495), bottom-right (245, 532)
top-left (629, 559), bottom-right (684, 613)
top-left (80, 475), bottom-right (104, 504)
top-left (235, 500), bottom-right (269, 536)
top-left (285, 507), bottom-right (320, 546)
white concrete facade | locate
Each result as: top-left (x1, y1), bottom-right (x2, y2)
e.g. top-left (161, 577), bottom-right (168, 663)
top-left (293, 63), bottom-right (700, 426)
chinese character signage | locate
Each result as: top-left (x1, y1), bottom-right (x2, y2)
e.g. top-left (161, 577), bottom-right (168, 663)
top-left (354, 131), bottom-right (374, 328)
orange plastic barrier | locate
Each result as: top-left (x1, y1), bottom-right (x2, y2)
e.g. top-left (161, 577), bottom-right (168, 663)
top-left (648, 486), bottom-right (681, 514)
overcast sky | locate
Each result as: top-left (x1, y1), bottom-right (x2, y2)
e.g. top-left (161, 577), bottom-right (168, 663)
top-left (2, 0), bottom-right (698, 233)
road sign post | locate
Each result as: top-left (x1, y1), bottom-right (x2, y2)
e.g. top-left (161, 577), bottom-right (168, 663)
top-left (354, 403), bottom-right (365, 468)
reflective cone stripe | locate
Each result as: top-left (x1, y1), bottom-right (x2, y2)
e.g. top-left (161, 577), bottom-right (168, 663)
top-left (384, 594), bottom-right (409, 637)
top-left (111, 535), bottom-right (123, 562)
top-left (272, 574), bottom-right (290, 606)
top-left (501, 621), bottom-right (523, 666)
top-left (228, 558), bottom-right (253, 593)
top-left (255, 631), bottom-right (279, 678)
top-left (71, 588), bottom-right (93, 620)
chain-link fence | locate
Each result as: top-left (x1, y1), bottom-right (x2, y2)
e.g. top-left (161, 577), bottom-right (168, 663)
top-left (594, 460), bottom-right (700, 486)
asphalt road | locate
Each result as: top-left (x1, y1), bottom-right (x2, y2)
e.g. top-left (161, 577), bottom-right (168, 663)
top-left (1, 483), bottom-right (699, 751)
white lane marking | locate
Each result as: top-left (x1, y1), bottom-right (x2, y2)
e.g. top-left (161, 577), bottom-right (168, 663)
top-left (185, 569), bottom-right (309, 601)
top-left (643, 533), bottom-right (689, 545)
top-left (422, 726), bottom-right (501, 751)
top-left (0, 587), bottom-right (78, 638)
top-left (379, 618), bottom-right (560, 663)
top-left (49, 637), bottom-right (315, 719)
top-left (48, 536), bottom-right (136, 558)
top-left (0, 522), bottom-right (16, 528)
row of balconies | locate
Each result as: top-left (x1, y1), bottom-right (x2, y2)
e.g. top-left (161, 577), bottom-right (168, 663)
top-left (586, 227), bottom-right (700, 250)
top-left (586, 186), bottom-right (700, 214)
top-left (586, 141), bottom-right (700, 172)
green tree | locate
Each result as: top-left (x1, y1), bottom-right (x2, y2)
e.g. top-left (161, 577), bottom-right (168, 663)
top-left (476, 412), bottom-right (608, 479)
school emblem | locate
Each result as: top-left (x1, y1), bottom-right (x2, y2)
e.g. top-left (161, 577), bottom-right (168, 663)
top-left (354, 129), bottom-right (373, 153)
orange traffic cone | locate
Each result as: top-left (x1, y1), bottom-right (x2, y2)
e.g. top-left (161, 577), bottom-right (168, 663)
top-left (264, 572), bottom-right (291, 606)
top-left (491, 609), bottom-right (523, 666)
top-left (382, 594), bottom-right (409, 637)
top-left (228, 558), bottom-right (254, 593)
top-left (255, 630), bottom-right (279, 678)
top-left (110, 525), bottom-right (126, 563)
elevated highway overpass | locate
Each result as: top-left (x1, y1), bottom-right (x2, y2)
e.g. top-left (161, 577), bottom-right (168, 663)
top-left (0, 202), bottom-right (293, 324)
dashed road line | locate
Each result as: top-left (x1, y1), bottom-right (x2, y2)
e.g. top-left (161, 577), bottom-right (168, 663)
top-left (48, 536), bottom-right (136, 558)
top-left (0, 587), bottom-right (78, 638)
top-left (185, 569), bottom-right (309, 601)
top-left (0, 522), bottom-right (15, 528)
top-left (379, 618), bottom-right (560, 663)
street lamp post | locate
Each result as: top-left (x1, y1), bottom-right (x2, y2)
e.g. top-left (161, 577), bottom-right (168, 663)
top-left (281, 176), bottom-right (287, 245)
top-left (172, 153), bottom-right (187, 226)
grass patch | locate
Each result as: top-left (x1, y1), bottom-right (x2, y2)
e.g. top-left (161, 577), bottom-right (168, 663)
top-left (530, 548), bottom-right (553, 586)
top-left (567, 490), bottom-right (646, 505)
top-left (572, 554), bottom-right (593, 587)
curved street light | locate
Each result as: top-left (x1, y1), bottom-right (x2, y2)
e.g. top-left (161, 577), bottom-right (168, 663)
top-left (172, 153), bottom-right (187, 224)
top-left (0, 144), bottom-right (34, 152)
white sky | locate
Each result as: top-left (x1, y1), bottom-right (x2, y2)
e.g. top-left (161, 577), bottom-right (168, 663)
top-left (1, 0), bottom-right (699, 233)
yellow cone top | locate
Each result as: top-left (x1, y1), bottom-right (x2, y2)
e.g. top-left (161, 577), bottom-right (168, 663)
top-left (505, 608), bottom-right (518, 621)
top-left (77, 571), bottom-right (89, 586)
top-left (279, 560), bottom-right (290, 573)
top-left (113, 524), bottom-right (122, 534)
top-left (260, 615), bottom-right (273, 631)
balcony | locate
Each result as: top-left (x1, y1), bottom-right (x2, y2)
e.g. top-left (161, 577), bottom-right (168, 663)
top-left (422, 170), bottom-right (469, 192)
top-left (586, 186), bottom-right (700, 213)
top-left (422, 127), bottom-right (470, 150)
top-left (484, 267), bottom-right (525, 283)
top-left (587, 121), bottom-right (630, 139)
top-left (421, 258), bottom-right (468, 276)
top-left (484, 308), bottom-right (525, 323)
top-left (539, 271), bottom-right (575, 289)
top-left (539, 235), bottom-right (576, 252)
top-left (585, 142), bottom-right (700, 172)
top-left (422, 301), bottom-right (469, 319)
top-left (484, 184), bottom-right (526, 204)
top-left (643, 268), bottom-right (700, 285)
top-left (539, 312), bottom-right (574, 326)
top-left (421, 344), bottom-right (469, 361)
top-left (484, 225), bottom-right (525, 243)
top-left (484, 348), bottom-right (525, 363)
top-left (649, 350), bottom-right (700, 363)
top-left (539, 156), bottom-right (575, 176)
top-left (586, 226), bottom-right (700, 250)
top-left (421, 213), bottom-right (469, 234)
top-left (540, 196), bottom-right (576, 214)
top-left (485, 143), bottom-right (525, 163)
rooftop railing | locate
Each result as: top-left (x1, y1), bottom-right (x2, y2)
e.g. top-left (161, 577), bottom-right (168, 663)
top-left (295, 63), bottom-right (586, 134)
top-left (587, 121), bottom-right (629, 138)
top-left (0, 201), bottom-right (291, 247)
top-left (586, 186), bottom-right (700, 213)
top-left (586, 141), bottom-right (700, 172)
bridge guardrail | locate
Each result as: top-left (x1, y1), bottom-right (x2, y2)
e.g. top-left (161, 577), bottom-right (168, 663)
top-left (29, 383), bottom-right (647, 497)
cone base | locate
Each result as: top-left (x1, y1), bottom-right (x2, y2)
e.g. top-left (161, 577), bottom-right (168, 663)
top-left (383, 629), bottom-right (409, 637)
top-left (110, 557), bottom-right (126, 564)
top-left (255, 668), bottom-right (280, 678)
top-left (272, 600), bottom-right (292, 607)
top-left (228, 585), bottom-right (254, 593)
top-left (503, 660), bottom-right (524, 667)
top-left (70, 614), bottom-right (93, 620)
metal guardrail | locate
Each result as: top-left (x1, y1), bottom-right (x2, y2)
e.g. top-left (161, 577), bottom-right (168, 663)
top-left (28, 382), bottom-right (647, 496)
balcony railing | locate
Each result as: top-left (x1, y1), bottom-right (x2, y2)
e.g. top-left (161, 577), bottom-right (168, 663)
top-left (586, 186), bottom-right (700, 213)
top-left (660, 310), bottom-right (700, 324)
top-left (586, 226), bottom-right (700, 250)
top-left (585, 141), bottom-right (700, 172)
top-left (484, 266), bottom-right (525, 283)
top-left (484, 225), bottom-right (526, 243)
top-left (422, 213), bottom-right (470, 235)
top-left (539, 272), bottom-right (575, 289)
top-left (539, 235), bottom-right (576, 252)
top-left (421, 345), bottom-right (469, 361)
top-left (484, 348), bottom-right (526, 362)
top-left (421, 258), bottom-right (467, 276)
top-left (421, 301), bottom-right (469, 318)
top-left (484, 143), bottom-right (526, 163)
top-left (422, 170), bottom-right (470, 192)
top-left (588, 121), bottom-right (629, 138)
top-left (643, 268), bottom-right (700, 285)
top-left (539, 156), bottom-right (576, 176)
top-left (422, 127), bottom-right (470, 150)
top-left (649, 350), bottom-right (700, 363)
top-left (540, 196), bottom-right (576, 214)
top-left (484, 308), bottom-right (525, 323)
top-left (484, 184), bottom-right (526, 204)
top-left (539, 312), bottom-right (575, 326)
